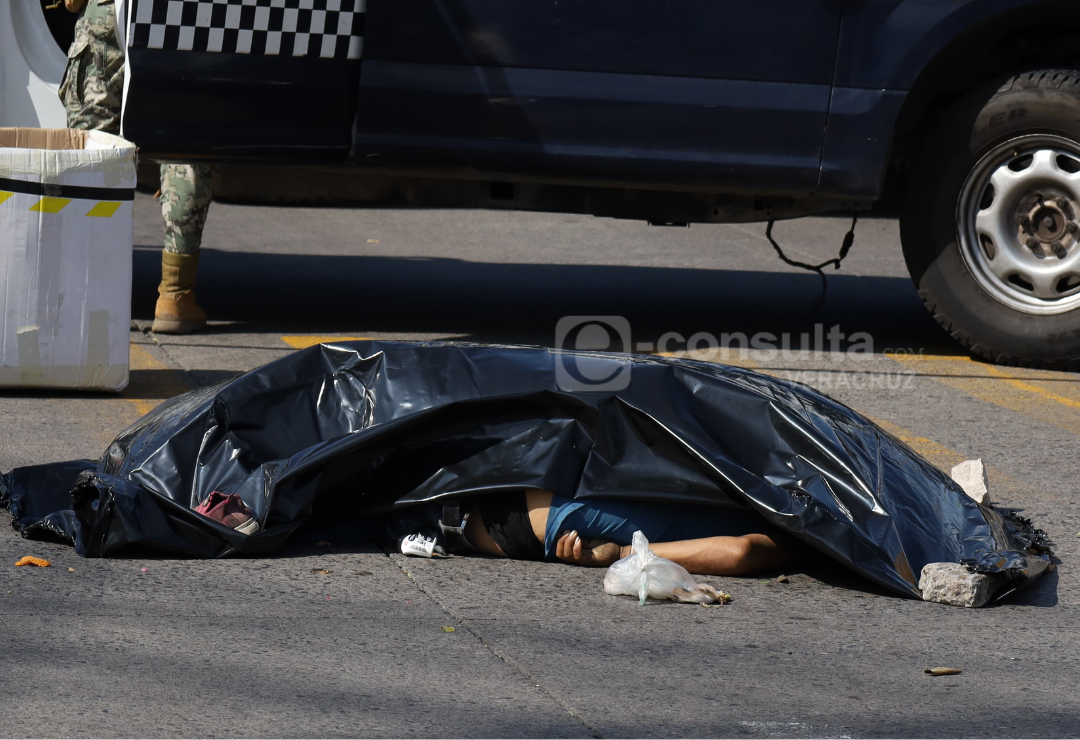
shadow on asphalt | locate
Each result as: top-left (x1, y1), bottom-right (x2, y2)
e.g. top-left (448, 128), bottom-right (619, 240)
top-left (991, 568), bottom-right (1059, 608)
top-left (132, 246), bottom-right (957, 355)
top-left (0, 370), bottom-right (240, 402)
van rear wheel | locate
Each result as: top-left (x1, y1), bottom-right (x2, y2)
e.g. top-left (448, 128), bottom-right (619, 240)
top-left (901, 70), bottom-right (1080, 369)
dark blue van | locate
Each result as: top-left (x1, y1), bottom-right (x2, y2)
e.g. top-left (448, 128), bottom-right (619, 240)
top-left (117, 0), bottom-right (1080, 368)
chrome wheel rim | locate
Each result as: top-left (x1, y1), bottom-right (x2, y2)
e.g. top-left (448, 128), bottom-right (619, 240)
top-left (957, 134), bottom-right (1080, 315)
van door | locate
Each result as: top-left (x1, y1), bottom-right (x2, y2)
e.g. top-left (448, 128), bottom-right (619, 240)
top-left (354, 0), bottom-right (842, 192)
top-left (121, 0), bottom-right (366, 160)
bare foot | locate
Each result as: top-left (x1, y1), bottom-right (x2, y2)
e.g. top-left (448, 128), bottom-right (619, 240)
top-left (555, 531), bottom-right (625, 567)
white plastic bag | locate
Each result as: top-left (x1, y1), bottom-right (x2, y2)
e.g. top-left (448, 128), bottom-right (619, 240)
top-left (603, 531), bottom-right (725, 605)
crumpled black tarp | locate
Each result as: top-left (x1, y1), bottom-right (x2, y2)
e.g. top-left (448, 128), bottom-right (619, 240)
top-left (1, 341), bottom-right (1052, 600)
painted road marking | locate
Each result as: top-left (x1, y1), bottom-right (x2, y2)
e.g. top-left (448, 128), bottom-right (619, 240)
top-left (983, 362), bottom-right (1080, 407)
top-left (81, 341), bottom-right (195, 447)
top-left (887, 353), bottom-right (1080, 436)
top-left (125, 342), bottom-right (193, 416)
top-left (281, 335), bottom-right (371, 350)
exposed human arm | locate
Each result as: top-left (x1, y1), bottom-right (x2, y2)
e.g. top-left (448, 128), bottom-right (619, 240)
top-left (465, 488), bottom-right (790, 576)
top-left (555, 531), bottom-right (789, 576)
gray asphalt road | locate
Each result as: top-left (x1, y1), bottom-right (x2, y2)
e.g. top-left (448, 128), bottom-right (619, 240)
top-left (2, 194), bottom-right (1078, 738)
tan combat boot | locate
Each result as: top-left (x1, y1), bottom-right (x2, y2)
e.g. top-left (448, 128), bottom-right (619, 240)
top-left (152, 252), bottom-right (208, 334)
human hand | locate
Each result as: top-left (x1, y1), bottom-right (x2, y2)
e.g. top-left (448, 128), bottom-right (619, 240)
top-left (555, 530), bottom-right (624, 567)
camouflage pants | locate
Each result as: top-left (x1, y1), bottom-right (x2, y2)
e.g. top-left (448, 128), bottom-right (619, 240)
top-left (158, 164), bottom-right (213, 255)
top-left (59, 0), bottom-right (212, 255)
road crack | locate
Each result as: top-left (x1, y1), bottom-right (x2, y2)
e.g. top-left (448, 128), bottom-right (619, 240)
top-left (387, 551), bottom-right (603, 739)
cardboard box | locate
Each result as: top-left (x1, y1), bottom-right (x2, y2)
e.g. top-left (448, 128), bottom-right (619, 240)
top-left (0, 127), bottom-right (136, 390)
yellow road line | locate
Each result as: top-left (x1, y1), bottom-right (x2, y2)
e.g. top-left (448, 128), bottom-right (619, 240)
top-left (124, 343), bottom-right (193, 416)
top-left (83, 342), bottom-right (194, 447)
top-left (982, 363), bottom-right (1080, 409)
top-left (888, 352), bottom-right (1080, 435)
top-left (280, 335), bottom-right (371, 350)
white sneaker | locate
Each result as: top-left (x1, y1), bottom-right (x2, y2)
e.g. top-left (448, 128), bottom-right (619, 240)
top-left (400, 533), bottom-right (447, 558)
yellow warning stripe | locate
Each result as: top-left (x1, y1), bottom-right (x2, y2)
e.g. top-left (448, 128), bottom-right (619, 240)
top-left (85, 201), bottom-right (123, 218)
top-left (28, 196), bottom-right (71, 213)
top-left (0, 191), bottom-right (126, 217)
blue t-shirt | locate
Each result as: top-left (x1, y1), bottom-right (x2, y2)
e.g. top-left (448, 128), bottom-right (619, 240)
top-left (543, 493), bottom-right (772, 561)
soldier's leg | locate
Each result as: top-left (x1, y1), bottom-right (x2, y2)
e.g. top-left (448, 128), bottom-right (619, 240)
top-left (153, 164), bottom-right (214, 334)
top-left (160, 164), bottom-right (212, 256)
top-left (59, 0), bottom-right (124, 134)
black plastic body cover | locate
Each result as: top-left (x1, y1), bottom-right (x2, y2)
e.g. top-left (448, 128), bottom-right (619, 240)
top-left (1, 342), bottom-right (1052, 601)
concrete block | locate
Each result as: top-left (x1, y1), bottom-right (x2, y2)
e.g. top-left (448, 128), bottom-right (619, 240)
top-left (919, 562), bottom-right (995, 608)
top-left (951, 458), bottom-right (990, 505)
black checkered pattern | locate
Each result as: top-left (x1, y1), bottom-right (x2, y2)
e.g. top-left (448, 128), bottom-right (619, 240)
top-left (129, 0), bottom-right (365, 59)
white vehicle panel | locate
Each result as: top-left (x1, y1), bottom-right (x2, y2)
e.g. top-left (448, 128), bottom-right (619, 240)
top-left (0, 0), bottom-right (67, 127)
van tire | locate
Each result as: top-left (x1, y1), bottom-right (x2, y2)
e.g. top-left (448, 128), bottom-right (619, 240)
top-left (900, 69), bottom-right (1080, 369)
